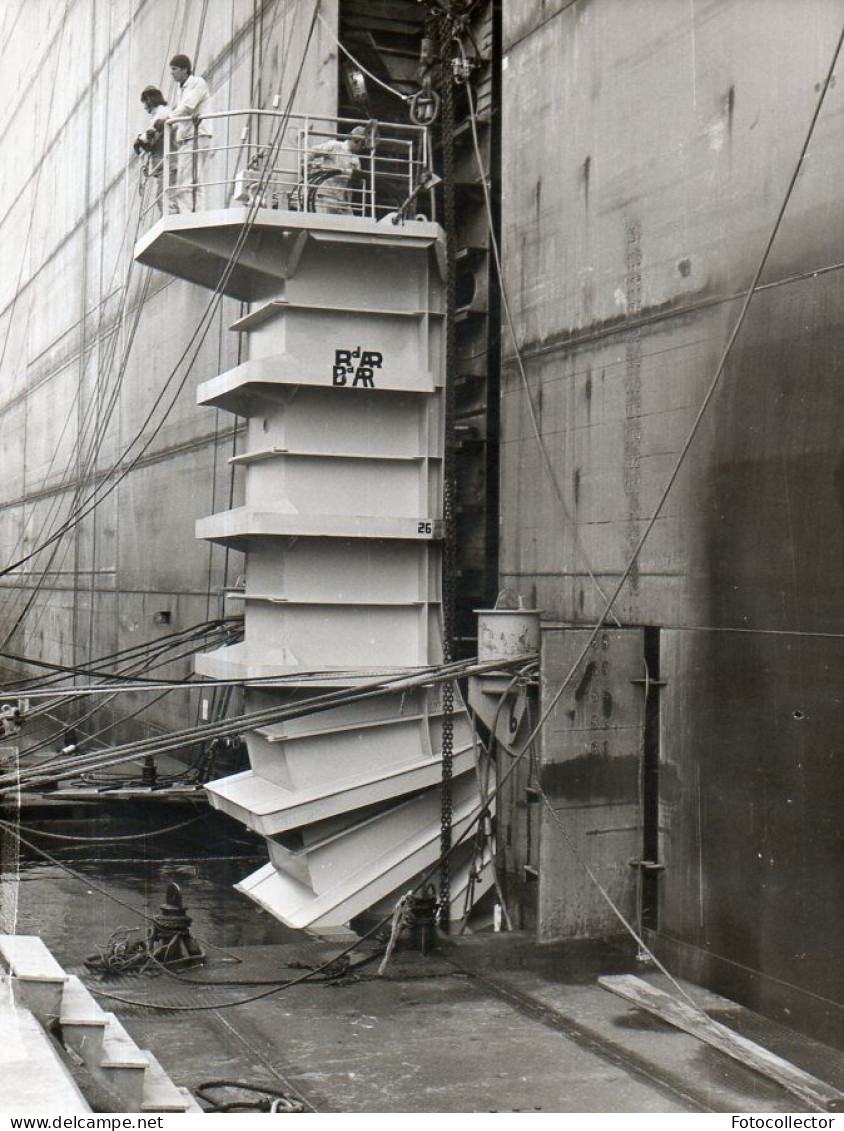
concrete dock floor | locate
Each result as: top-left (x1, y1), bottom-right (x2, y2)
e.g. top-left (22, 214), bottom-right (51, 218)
top-left (7, 812), bottom-right (840, 1114)
top-left (98, 933), bottom-right (843, 1114)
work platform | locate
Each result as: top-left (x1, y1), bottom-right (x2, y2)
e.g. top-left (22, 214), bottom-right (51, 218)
top-left (134, 209), bottom-right (445, 303)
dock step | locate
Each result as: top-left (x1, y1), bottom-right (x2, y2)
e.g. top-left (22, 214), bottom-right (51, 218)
top-left (0, 934), bottom-right (68, 1019)
top-left (59, 975), bottom-right (109, 1062)
top-left (0, 997), bottom-right (91, 1113)
top-left (141, 1050), bottom-right (196, 1113)
top-left (1, 935), bottom-right (198, 1113)
top-left (97, 1016), bottom-right (150, 1109)
top-left (0, 934), bottom-right (67, 981)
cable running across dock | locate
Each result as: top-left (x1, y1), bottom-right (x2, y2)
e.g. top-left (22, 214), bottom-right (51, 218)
top-left (0, 654), bottom-right (537, 795)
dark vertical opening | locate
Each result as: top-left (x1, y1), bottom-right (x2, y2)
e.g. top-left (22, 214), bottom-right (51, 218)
top-left (484, 0), bottom-right (502, 611)
top-left (641, 625), bottom-right (661, 929)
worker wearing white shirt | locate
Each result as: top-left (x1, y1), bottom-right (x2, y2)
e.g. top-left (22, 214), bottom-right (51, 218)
top-left (154, 53), bottom-right (213, 213)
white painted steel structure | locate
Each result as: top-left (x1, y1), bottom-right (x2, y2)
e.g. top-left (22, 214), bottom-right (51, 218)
top-left (134, 123), bottom-right (491, 930)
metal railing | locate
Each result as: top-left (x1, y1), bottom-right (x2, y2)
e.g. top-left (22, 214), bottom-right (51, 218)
top-left (139, 109), bottom-right (432, 226)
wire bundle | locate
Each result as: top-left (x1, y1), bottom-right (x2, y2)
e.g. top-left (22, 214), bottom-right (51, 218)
top-left (5, 619), bottom-right (242, 779)
top-left (0, 653), bottom-right (537, 797)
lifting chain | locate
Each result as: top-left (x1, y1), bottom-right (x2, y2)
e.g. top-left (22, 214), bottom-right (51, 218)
top-left (438, 9), bottom-right (458, 923)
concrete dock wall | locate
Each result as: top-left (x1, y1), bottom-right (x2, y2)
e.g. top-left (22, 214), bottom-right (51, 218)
top-left (0, 0), bottom-right (337, 741)
top-left (501, 0), bottom-right (844, 1041)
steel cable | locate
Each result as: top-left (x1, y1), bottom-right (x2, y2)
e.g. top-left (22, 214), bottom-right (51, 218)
top-left (1, 0), bottom-right (223, 635)
top-left (3, 617), bottom-right (238, 692)
top-left (16, 627), bottom-right (239, 765)
top-left (3, 660), bottom-right (522, 795)
top-left (0, 656), bottom-right (523, 794)
top-left (8, 812), bottom-right (207, 844)
top-left (437, 10), bottom-right (459, 920)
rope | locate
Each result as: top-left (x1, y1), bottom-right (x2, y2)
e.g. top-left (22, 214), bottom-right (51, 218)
top-left (70, 744), bottom-right (532, 1012)
top-left (465, 706), bottom-right (513, 932)
top-left (2, 617), bottom-right (236, 691)
top-left (70, 694), bottom-right (546, 1014)
top-left (0, 188), bottom-right (152, 649)
top-left (80, 738), bottom-right (537, 1013)
top-left (8, 812), bottom-right (206, 844)
top-left (1, 0), bottom-right (275, 644)
top-left (0, 815), bottom-right (245, 965)
top-left (195, 1080), bottom-right (304, 1114)
top-left (1, 0), bottom-right (323, 582)
top-left (13, 4), bottom-right (833, 1034)
top-left (0, 818), bottom-right (157, 924)
top-left (14, 627), bottom-right (237, 764)
top-left (377, 892), bottom-right (413, 976)
top-left (504, 14), bottom-right (844, 774)
top-left (0, 212), bottom-right (151, 640)
top-left (3, 656), bottom-right (446, 697)
top-left (85, 926), bottom-right (154, 976)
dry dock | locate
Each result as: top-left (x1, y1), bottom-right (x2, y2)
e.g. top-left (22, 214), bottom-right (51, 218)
top-left (85, 937), bottom-right (844, 1114)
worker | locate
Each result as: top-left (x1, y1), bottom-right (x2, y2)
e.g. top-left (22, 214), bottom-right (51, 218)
top-left (307, 125), bottom-right (368, 215)
top-left (133, 86), bottom-right (171, 214)
top-left (153, 53), bottom-right (213, 213)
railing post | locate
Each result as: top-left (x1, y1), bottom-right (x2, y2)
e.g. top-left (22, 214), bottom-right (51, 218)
top-left (369, 139), bottom-right (376, 219)
top-left (407, 139), bottom-right (413, 218)
top-left (163, 123), bottom-right (172, 214)
top-left (303, 116), bottom-right (310, 213)
top-left (192, 120), bottom-right (199, 212)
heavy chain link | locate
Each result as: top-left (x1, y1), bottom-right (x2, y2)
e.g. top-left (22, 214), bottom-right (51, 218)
top-left (438, 10), bottom-right (458, 922)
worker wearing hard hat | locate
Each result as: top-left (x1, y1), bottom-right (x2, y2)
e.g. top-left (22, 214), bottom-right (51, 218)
top-left (153, 53), bottom-right (213, 213)
top-left (308, 125), bottom-right (368, 215)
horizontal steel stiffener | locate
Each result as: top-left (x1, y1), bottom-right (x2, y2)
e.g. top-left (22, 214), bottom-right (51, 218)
top-left (135, 206), bottom-right (492, 930)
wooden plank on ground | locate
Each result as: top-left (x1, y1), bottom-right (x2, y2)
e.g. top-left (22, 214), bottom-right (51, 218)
top-left (599, 975), bottom-right (844, 1113)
